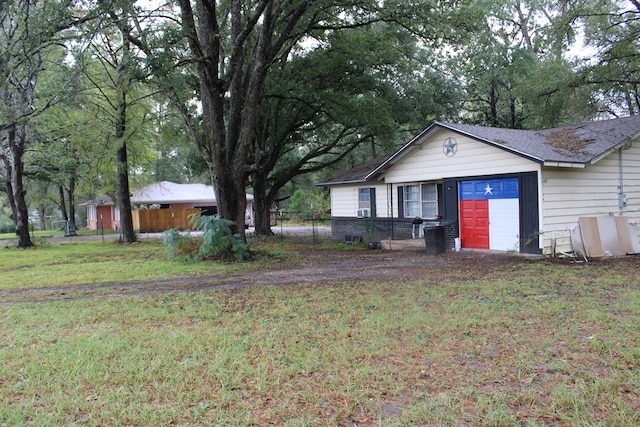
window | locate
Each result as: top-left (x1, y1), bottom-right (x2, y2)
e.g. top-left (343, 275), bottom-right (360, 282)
top-left (404, 185), bottom-right (420, 217)
top-left (404, 183), bottom-right (439, 218)
top-left (358, 188), bottom-right (371, 209)
top-left (421, 184), bottom-right (438, 217)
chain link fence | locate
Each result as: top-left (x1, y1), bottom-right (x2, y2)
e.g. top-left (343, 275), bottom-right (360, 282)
top-left (252, 212), bottom-right (332, 243)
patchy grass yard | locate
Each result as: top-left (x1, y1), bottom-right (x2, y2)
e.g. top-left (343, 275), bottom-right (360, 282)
top-left (0, 239), bottom-right (292, 290)
top-left (1, 240), bottom-right (639, 425)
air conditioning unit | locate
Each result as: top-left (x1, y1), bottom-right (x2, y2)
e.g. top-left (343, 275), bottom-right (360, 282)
top-left (357, 208), bottom-right (370, 218)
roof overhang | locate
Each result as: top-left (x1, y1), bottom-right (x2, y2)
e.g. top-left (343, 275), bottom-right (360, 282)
top-left (588, 133), bottom-right (638, 165)
top-left (316, 179), bottom-right (368, 187)
top-left (80, 199), bottom-right (115, 206)
top-left (542, 161), bottom-right (586, 168)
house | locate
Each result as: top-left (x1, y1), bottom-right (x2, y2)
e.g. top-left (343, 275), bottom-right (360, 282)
top-left (133, 181), bottom-right (215, 211)
top-left (83, 182), bottom-right (254, 233)
top-left (317, 116), bottom-right (640, 255)
top-left (83, 196), bottom-right (120, 231)
top-left (130, 181), bottom-right (254, 232)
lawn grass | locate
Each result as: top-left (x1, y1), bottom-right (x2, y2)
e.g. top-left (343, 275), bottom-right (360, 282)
top-left (1, 245), bottom-right (640, 425)
top-left (0, 238), bottom-right (283, 290)
top-left (0, 228), bottom-right (119, 241)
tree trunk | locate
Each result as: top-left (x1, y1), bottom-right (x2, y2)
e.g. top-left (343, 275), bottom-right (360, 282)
top-left (38, 203), bottom-right (46, 231)
top-left (116, 142), bottom-right (135, 242)
top-left (1, 150), bottom-right (17, 226)
top-left (114, 20), bottom-right (136, 243)
top-left (489, 85), bottom-right (498, 127)
top-left (252, 174), bottom-right (274, 236)
top-left (66, 177), bottom-right (77, 235)
top-left (6, 125), bottom-right (33, 248)
top-left (209, 167), bottom-right (245, 239)
top-left (179, 0), bottom-right (280, 242)
top-left (59, 185), bottom-right (69, 222)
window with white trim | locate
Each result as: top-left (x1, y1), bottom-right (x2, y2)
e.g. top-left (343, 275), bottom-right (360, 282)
top-left (404, 183), bottom-right (439, 218)
top-left (404, 185), bottom-right (420, 217)
top-left (421, 184), bottom-right (438, 217)
top-left (358, 188), bottom-right (371, 209)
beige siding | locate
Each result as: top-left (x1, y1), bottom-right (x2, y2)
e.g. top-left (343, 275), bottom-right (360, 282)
top-left (541, 142), bottom-right (640, 254)
top-left (384, 130), bottom-right (537, 183)
top-left (374, 184), bottom-right (391, 217)
top-left (330, 184), bottom-right (390, 217)
top-left (330, 186), bottom-right (355, 217)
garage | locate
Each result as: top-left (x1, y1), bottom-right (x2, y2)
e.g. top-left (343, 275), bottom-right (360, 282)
top-left (459, 177), bottom-right (519, 251)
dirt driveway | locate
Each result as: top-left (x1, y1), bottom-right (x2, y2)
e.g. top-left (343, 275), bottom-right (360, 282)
top-left (0, 247), bottom-right (530, 305)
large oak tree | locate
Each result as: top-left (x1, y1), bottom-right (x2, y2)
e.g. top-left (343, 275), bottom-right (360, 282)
top-left (171, 0), bottom-right (476, 239)
top-left (250, 23), bottom-right (464, 234)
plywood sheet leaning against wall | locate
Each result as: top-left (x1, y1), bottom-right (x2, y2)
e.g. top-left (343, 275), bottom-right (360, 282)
top-left (571, 216), bottom-right (640, 258)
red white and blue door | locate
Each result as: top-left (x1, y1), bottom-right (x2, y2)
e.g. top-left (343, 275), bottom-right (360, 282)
top-left (459, 178), bottom-right (519, 251)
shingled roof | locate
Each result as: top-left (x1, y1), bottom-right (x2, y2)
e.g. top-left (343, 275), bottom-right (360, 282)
top-left (319, 116), bottom-right (640, 185)
top-left (130, 181), bottom-right (254, 205)
top-left (441, 115), bottom-right (640, 165)
top-left (316, 154), bottom-right (392, 186)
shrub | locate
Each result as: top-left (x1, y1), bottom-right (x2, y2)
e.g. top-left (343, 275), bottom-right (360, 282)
top-left (195, 214), bottom-right (250, 261)
top-left (162, 228), bottom-right (200, 262)
top-left (287, 188), bottom-right (329, 220)
top-left (0, 221), bottom-right (14, 234)
top-left (163, 214), bottom-right (250, 262)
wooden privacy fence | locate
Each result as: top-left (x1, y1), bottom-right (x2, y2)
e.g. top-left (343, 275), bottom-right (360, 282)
top-left (132, 208), bottom-right (200, 233)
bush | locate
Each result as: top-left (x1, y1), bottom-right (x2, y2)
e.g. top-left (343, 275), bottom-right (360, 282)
top-left (287, 189), bottom-right (329, 220)
top-left (0, 221), bottom-right (14, 234)
top-left (163, 214), bottom-right (250, 262)
top-left (162, 229), bottom-right (200, 262)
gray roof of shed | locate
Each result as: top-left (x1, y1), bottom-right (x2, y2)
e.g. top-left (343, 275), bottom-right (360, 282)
top-left (318, 116), bottom-right (640, 186)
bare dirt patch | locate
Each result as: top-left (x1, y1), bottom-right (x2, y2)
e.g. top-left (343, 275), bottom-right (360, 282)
top-left (0, 248), bottom-right (527, 304)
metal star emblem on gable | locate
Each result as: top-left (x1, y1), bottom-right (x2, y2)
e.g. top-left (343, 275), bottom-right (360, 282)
top-left (484, 184), bottom-right (493, 195)
top-left (443, 137), bottom-right (457, 157)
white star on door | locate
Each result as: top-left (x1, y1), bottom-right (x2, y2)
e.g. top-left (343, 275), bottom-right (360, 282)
top-left (484, 184), bottom-right (493, 195)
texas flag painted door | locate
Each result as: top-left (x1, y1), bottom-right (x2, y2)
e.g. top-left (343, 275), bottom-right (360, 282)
top-left (459, 178), bottom-right (519, 251)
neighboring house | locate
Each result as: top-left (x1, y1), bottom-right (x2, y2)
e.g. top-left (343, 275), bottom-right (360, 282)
top-left (130, 181), bottom-right (254, 232)
top-left (83, 182), bottom-right (254, 233)
top-left (83, 196), bottom-right (120, 231)
top-left (318, 116), bottom-right (640, 255)
top-left (133, 181), bottom-right (216, 211)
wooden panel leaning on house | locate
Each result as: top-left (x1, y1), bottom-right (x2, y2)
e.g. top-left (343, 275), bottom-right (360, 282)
top-left (132, 208), bottom-right (200, 233)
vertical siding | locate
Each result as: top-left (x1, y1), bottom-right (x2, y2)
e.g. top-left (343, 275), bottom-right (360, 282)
top-left (384, 130), bottom-right (538, 183)
top-left (541, 142), bottom-right (640, 254)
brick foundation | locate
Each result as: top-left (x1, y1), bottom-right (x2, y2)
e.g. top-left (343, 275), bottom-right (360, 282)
top-left (331, 217), bottom-right (458, 252)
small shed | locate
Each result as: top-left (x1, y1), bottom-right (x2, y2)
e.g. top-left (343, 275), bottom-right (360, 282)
top-left (82, 196), bottom-right (120, 231)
